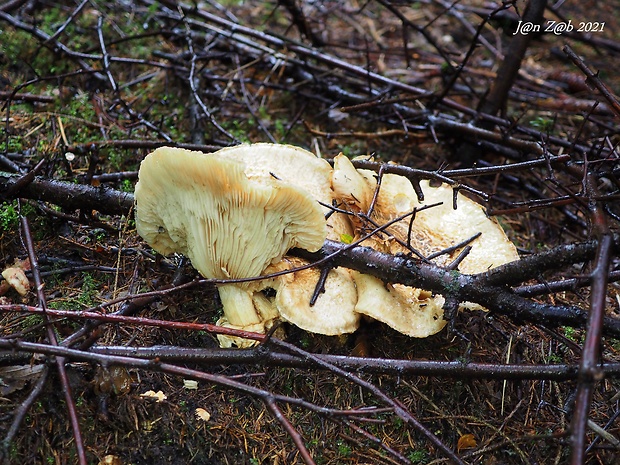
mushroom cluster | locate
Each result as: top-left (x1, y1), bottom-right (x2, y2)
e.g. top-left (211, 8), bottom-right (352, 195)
top-left (135, 144), bottom-right (519, 347)
top-left (331, 154), bottom-right (519, 336)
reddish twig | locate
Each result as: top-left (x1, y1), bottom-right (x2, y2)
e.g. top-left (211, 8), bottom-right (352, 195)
top-left (0, 303), bottom-right (266, 343)
top-left (263, 400), bottom-right (315, 465)
top-left (18, 208), bottom-right (87, 465)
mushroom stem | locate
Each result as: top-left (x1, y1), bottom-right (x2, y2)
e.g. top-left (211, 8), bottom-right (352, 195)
top-left (217, 284), bottom-right (262, 327)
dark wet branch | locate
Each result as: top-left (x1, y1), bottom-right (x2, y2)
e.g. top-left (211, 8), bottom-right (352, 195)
top-left (1, 171), bottom-right (134, 215)
top-left (88, 345), bottom-right (601, 381)
top-left (2, 168), bottom-right (619, 338)
top-left (1, 304), bottom-right (616, 381)
top-left (478, 0), bottom-right (548, 121)
top-left (298, 241), bottom-right (620, 338)
top-left (563, 44), bottom-right (620, 119)
top-left (569, 172), bottom-right (614, 464)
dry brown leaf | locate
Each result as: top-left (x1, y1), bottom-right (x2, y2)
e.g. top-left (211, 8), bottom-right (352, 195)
top-left (457, 433), bottom-right (477, 452)
top-left (0, 364), bottom-right (45, 395)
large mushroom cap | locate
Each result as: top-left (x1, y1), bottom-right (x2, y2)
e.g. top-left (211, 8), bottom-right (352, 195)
top-left (407, 181), bottom-right (519, 272)
top-left (210, 144), bottom-right (359, 338)
top-left (332, 154), bottom-right (519, 270)
top-left (331, 154), bottom-right (519, 337)
top-left (371, 176), bottom-right (519, 271)
top-left (216, 143), bottom-right (352, 241)
top-left (135, 146), bottom-right (327, 280)
top-left (135, 146), bottom-right (328, 332)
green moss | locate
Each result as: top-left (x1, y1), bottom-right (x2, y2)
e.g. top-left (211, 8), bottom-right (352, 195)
top-left (120, 178), bottom-right (134, 192)
top-left (445, 269), bottom-right (462, 294)
top-left (48, 273), bottom-right (100, 310)
top-left (0, 13), bottom-right (73, 76)
top-left (0, 135), bottom-right (25, 153)
top-left (529, 116), bottom-right (554, 132)
top-left (408, 449), bottom-right (430, 464)
top-left (223, 119), bottom-right (252, 143)
top-left (562, 326), bottom-right (577, 342)
top-left (0, 201), bottom-right (19, 232)
top-left (336, 440), bottom-right (352, 457)
top-left (19, 314), bottom-right (44, 330)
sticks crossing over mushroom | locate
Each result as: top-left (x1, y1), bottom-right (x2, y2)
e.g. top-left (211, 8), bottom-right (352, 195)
top-left (135, 144), bottom-right (519, 346)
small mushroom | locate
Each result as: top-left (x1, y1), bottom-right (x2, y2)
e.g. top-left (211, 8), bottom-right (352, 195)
top-left (1, 267), bottom-right (30, 296)
top-left (135, 146), bottom-right (327, 345)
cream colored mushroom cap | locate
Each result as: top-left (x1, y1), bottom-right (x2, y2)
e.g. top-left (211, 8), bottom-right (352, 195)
top-left (216, 143), bottom-right (352, 240)
top-left (265, 257), bottom-right (361, 335)
top-left (331, 154), bottom-right (519, 337)
top-left (348, 163), bottom-right (519, 272)
top-left (402, 180), bottom-right (519, 272)
top-left (134, 146), bottom-right (327, 280)
top-left (215, 143), bottom-right (332, 204)
top-left (2, 267), bottom-right (30, 296)
top-left (352, 271), bottom-right (447, 337)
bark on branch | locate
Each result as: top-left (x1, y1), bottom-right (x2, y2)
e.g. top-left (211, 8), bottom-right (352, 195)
top-left (1, 171), bottom-right (133, 216)
top-left (2, 169), bottom-right (619, 338)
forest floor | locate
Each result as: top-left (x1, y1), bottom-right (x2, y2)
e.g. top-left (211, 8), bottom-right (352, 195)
top-left (1, 1), bottom-right (620, 464)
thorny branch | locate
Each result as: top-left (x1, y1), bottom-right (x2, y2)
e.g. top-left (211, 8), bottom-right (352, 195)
top-left (569, 173), bottom-right (614, 464)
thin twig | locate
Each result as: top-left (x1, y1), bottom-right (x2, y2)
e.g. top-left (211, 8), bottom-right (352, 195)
top-left (562, 45), bottom-right (620, 119)
top-left (18, 208), bottom-right (87, 465)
